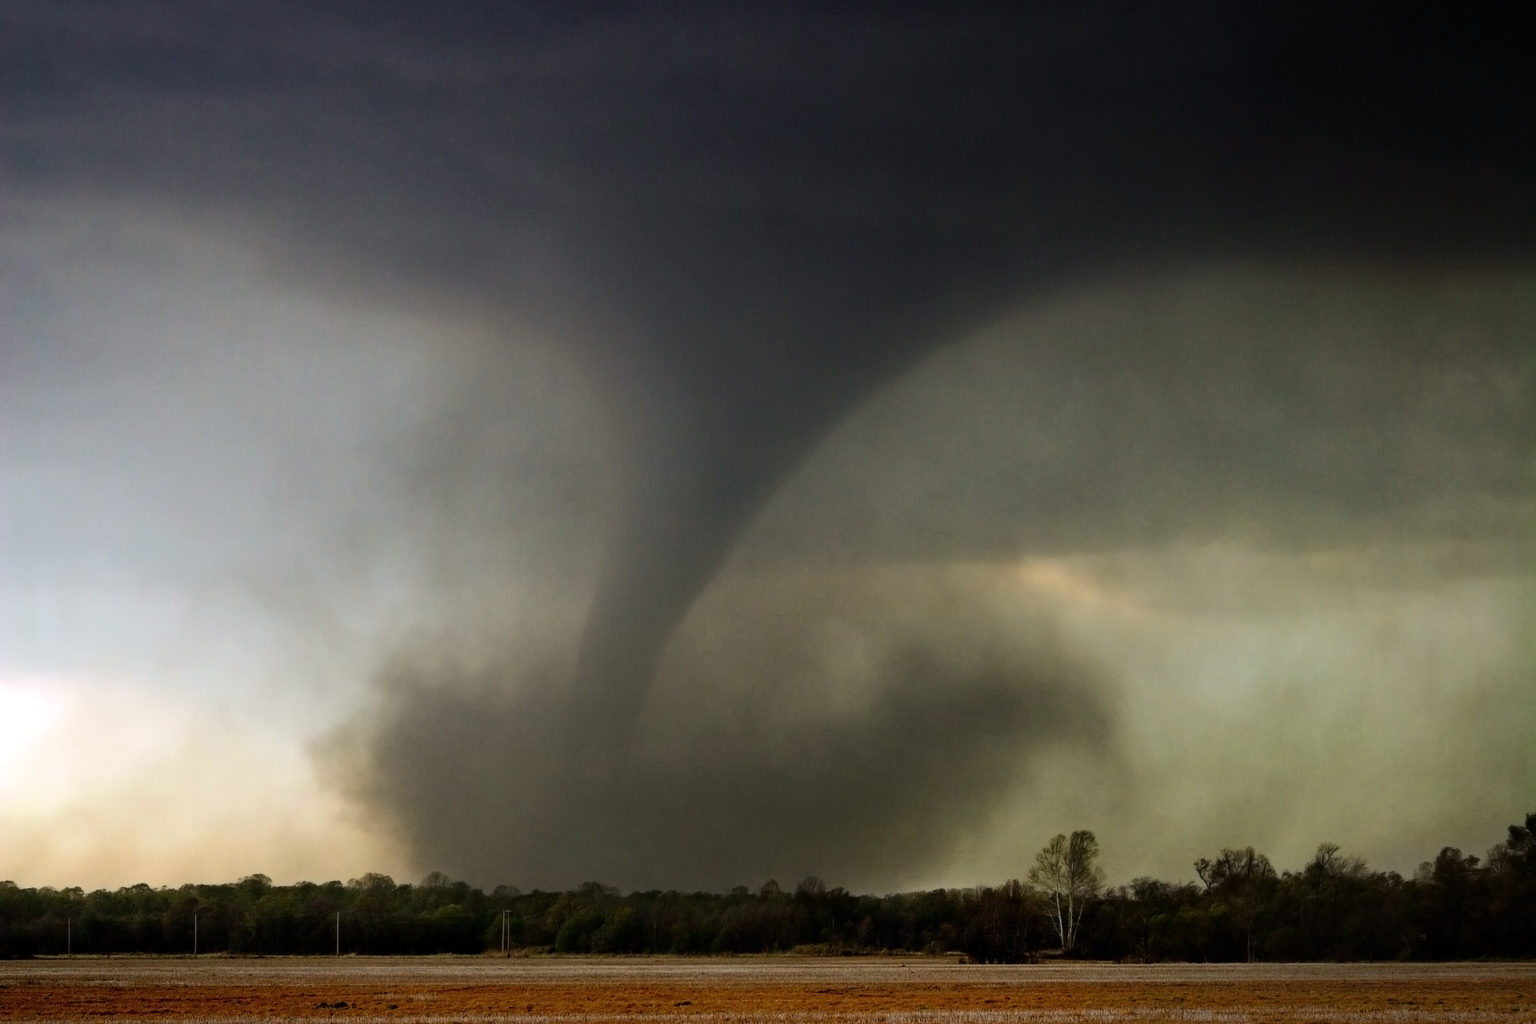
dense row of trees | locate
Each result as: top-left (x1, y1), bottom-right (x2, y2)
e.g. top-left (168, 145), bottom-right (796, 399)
top-left (1087, 825), bottom-right (1536, 962)
top-left (3, 814), bottom-right (1531, 961)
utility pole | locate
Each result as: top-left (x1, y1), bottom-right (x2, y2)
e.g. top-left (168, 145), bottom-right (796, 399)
top-left (193, 912), bottom-right (198, 956)
top-left (335, 911), bottom-right (340, 956)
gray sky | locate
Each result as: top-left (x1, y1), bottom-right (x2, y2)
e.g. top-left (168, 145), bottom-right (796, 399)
top-left (2, 2), bottom-right (1532, 893)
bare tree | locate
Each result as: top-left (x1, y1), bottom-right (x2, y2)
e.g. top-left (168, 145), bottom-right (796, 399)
top-left (1194, 847), bottom-right (1277, 961)
top-left (1028, 830), bottom-right (1105, 954)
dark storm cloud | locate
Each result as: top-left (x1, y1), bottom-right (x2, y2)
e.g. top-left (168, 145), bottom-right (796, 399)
top-left (744, 269), bottom-right (1536, 566)
top-left (7, 2), bottom-right (1533, 887)
top-left (321, 571), bottom-right (1113, 892)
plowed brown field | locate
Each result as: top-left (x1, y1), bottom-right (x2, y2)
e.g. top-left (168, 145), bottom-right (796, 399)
top-left (2, 957), bottom-right (1532, 1023)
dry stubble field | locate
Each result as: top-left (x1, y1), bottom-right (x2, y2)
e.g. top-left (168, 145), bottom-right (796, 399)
top-left (1, 957), bottom-right (1533, 1023)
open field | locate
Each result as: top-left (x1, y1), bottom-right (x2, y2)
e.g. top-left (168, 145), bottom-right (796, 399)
top-left (2, 957), bottom-right (1533, 1023)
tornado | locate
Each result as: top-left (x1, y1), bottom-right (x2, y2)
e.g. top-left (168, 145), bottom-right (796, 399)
top-left (562, 211), bottom-right (1021, 754)
top-left (11, 2), bottom-right (1531, 888)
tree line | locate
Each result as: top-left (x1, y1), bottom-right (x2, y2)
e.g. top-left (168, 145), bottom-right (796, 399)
top-left (3, 813), bottom-right (1531, 961)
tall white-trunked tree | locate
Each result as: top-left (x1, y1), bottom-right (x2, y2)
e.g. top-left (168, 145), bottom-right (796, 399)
top-left (1030, 830), bottom-right (1105, 954)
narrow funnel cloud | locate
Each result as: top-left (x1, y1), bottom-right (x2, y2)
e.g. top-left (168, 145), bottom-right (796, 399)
top-left (564, 214), bottom-right (1016, 751)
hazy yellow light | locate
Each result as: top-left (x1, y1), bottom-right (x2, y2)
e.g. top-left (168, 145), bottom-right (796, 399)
top-left (0, 679), bottom-right (70, 795)
top-left (1012, 557), bottom-right (1154, 621)
top-left (0, 674), bottom-right (408, 889)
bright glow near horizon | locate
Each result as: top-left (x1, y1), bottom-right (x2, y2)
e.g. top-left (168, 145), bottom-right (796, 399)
top-left (0, 674), bottom-right (406, 890)
top-left (0, 679), bottom-right (69, 791)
